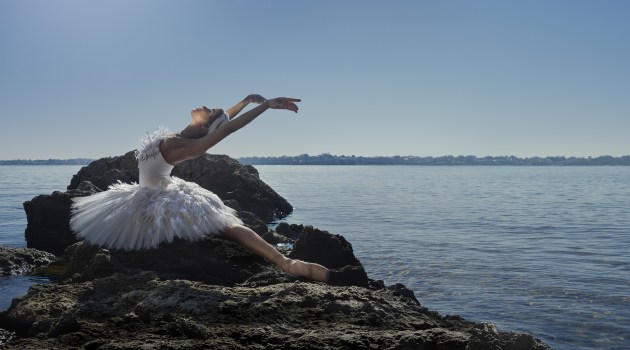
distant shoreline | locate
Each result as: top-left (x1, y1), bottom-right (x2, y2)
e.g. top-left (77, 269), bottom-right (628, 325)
top-left (0, 159), bottom-right (93, 165)
top-left (239, 154), bottom-right (630, 166)
top-left (2, 154), bottom-right (630, 166)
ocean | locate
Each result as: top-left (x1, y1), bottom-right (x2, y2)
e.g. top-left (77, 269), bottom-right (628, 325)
top-left (1, 164), bottom-right (629, 349)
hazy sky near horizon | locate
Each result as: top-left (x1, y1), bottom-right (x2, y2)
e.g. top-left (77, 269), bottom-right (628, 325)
top-left (1, 0), bottom-right (629, 159)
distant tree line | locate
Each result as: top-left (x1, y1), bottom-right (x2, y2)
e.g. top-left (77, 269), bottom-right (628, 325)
top-left (0, 158), bottom-right (93, 165)
top-left (240, 154), bottom-right (630, 166)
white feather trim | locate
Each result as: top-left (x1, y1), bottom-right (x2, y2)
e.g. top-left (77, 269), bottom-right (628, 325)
top-left (135, 127), bottom-right (176, 161)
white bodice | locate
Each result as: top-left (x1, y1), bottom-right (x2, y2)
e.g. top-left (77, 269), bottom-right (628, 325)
top-left (135, 127), bottom-right (176, 189)
top-left (138, 150), bottom-right (174, 188)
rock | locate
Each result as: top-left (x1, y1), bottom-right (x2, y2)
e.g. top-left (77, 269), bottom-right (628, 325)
top-left (467, 323), bottom-right (552, 350)
top-left (72, 180), bottom-right (101, 194)
top-left (55, 237), bottom-right (273, 285)
top-left (67, 152), bottom-right (138, 191)
top-left (25, 153), bottom-right (292, 255)
top-left (287, 226), bottom-right (370, 287)
top-left (260, 222), bottom-right (306, 246)
top-left (289, 226), bottom-right (362, 269)
top-left (326, 265), bottom-right (370, 288)
top-left (275, 222), bottom-right (304, 240)
top-left (0, 328), bottom-right (15, 347)
top-left (23, 183), bottom-right (99, 256)
top-left (388, 283), bottom-right (421, 305)
top-left (236, 211), bottom-right (268, 235)
top-left (0, 271), bottom-right (551, 349)
top-left (260, 231), bottom-right (293, 245)
top-left (0, 247), bottom-right (56, 276)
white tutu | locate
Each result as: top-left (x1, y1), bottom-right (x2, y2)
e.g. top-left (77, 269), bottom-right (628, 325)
top-left (71, 178), bottom-right (242, 251)
top-left (70, 127), bottom-right (243, 251)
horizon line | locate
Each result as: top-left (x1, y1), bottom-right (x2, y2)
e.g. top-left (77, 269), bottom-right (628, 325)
top-left (2, 154), bottom-right (630, 163)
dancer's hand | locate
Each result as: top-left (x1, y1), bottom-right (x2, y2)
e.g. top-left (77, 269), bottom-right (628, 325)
top-left (267, 97), bottom-right (301, 113)
top-left (246, 94), bottom-right (267, 104)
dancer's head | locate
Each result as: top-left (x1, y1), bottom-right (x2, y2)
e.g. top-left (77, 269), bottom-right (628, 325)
top-left (188, 106), bottom-right (229, 137)
top-left (191, 106), bottom-right (223, 125)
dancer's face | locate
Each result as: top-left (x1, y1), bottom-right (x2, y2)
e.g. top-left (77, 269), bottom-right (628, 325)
top-left (191, 106), bottom-right (224, 125)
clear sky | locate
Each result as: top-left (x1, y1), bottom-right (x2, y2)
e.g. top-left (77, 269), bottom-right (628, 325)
top-left (1, 0), bottom-right (629, 159)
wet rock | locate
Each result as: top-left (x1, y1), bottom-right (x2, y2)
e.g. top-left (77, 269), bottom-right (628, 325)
top-left (0, 328), bottom-right (15, 347)
top-left (0, 247), bottom-right (56, 276)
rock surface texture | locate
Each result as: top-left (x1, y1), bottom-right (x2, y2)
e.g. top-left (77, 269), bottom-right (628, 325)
top-left (1, 153), bottom-right (552, 349)
top-left (0, 247), bottom-right (55, 276)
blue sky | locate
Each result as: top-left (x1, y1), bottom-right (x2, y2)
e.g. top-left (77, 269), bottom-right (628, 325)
top-left (1, 0), bottom-right (628, 159)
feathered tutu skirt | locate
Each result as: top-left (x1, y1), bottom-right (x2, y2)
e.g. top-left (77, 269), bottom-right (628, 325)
top-left (70, 177), bottom-right (243, 251)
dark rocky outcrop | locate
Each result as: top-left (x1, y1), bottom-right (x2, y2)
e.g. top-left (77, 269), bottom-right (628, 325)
top-left (0, 272), bottom-right (550, 350)
top-left (0, 247), bottom-right (56, 276)
top-left (23, 182), bottom-right (99, 256)
top-left (275, 222), bottom-right (304, 240)
top-left (289, 226), bottom-right (362, 269)
top-left (4, 154), bottom-right (552, 349)
top-left (0, 228), bottom-right (550, 350)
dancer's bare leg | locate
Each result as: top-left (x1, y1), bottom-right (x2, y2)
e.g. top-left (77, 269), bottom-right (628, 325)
top-left (220, 225), bottom-right (328, 282)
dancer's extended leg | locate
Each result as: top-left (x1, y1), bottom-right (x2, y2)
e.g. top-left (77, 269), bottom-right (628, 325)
top-left (220, 225), bottom-right (328, 282)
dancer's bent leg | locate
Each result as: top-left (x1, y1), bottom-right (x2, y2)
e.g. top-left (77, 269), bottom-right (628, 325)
top-left (220, 225), bottom-right (328, 282)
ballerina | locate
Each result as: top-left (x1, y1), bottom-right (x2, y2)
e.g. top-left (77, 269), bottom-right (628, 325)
top-left (70, 95), bottom-right (329, 282)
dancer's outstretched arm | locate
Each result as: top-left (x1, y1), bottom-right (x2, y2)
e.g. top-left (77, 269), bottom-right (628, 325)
top-left (161, 97), bottom-right (300, 165)
top-left (196, 97), bottom-right (299, 154)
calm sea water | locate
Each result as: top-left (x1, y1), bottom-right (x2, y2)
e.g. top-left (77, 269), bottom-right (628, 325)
top-left (0, 166), bottom-right (82, 312)
top-left (256, 165), bottom-right (630, 350)
top-left (1, 165), bottom-right (629, 350)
